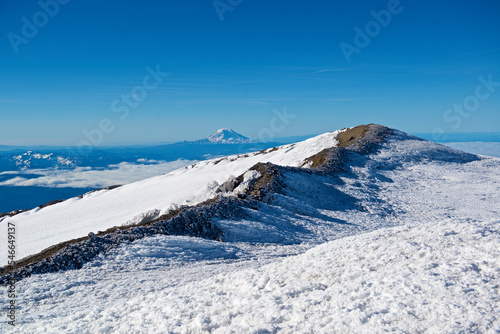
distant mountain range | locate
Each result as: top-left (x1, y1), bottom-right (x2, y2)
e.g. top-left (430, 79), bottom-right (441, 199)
top-left (0, 129), bottom-right (272, 171)
top-left (2, 128), bottom-right (499, 174)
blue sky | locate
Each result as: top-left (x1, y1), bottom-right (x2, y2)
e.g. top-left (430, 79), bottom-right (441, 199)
top-left (0, 0), bottom-right (499, 145)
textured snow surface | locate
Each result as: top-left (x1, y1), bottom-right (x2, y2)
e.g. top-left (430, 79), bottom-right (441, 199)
top-left (1, 128), bottom-right (500, 333)
top-left (4, 219), bottom-right (499, 333)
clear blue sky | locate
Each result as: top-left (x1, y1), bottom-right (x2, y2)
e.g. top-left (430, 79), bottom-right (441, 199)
top-left (1, 0), bottom-right (499, 145)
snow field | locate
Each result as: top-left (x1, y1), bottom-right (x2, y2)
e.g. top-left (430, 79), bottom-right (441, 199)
top-left (5, 218), bottom-right (498, 333)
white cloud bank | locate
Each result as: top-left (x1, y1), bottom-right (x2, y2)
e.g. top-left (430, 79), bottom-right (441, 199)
top-left (443, 142), bottom-right (500, 158)
top-left (0, 159), bottom-right (196, 189)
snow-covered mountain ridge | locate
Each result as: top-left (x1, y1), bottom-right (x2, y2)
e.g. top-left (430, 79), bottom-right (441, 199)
top-left (0, 127), bottom-right (342, 269)
top-left (1, 124), bottom-right (499, 333)
top-left (1, 123), bottom-right (496, 272)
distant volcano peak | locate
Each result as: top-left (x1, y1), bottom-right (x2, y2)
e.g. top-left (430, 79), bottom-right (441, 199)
top-left (215, 128), bottom-right (232, 133)
top-left (196, 129), bottom-right (257, 144)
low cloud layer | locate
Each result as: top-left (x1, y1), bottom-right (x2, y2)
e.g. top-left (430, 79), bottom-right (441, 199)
top-left (443, 142), bottom-right (500, 158)
top-left (0, 159), bottom-right (196, 189)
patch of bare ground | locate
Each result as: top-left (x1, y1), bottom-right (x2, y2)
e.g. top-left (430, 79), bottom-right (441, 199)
top-left (301, 147), bottom-right (348, 174)
top-left (302, 124), bottom-right (392, 173)
top-left (337, 124), bottom-right (371, 147)
top-left (338, 124), bottom-right (392, 154)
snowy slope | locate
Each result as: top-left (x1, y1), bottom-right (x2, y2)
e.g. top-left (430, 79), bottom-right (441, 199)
top-left (13, 219), bottom-right (498, 333)
top-left (0, 131), bottom-right (340, 266)
top-left (1, 125), bottom-right (500, 333)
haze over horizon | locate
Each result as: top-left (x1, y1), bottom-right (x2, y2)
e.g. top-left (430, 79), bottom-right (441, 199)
top-left (1, 0), bottom-right (499, 146)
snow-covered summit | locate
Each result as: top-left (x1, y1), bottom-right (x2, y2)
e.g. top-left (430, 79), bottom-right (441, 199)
top-left (194, 128), bottom-right (257, 144)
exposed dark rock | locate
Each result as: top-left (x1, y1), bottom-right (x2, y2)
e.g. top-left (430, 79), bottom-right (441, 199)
top-left (238, 163), bottom-right (286, 201)
top-left (79, 184), bottom-right (122, 199)
top-left (38, 199), bottom-right (64, 209)
top-left (0, 209), bottom-right (28, 219)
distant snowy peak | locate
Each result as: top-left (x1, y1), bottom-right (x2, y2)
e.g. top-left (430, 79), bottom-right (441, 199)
top-left (194, 129), bottom-right (258, 144)
top-left (207, 128), bottom-right (251, 144)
